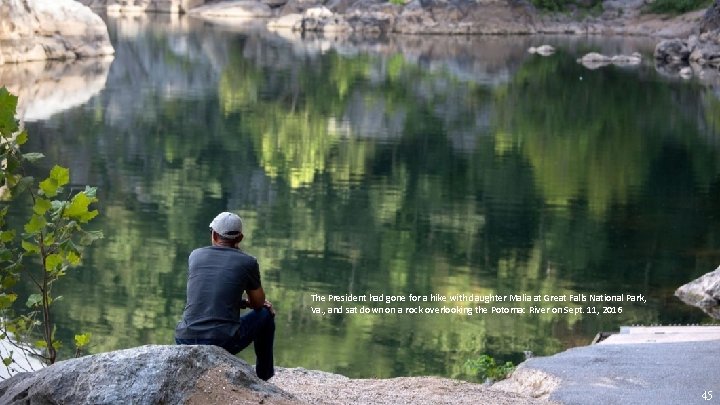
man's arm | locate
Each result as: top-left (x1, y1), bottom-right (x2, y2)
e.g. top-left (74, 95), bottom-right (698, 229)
top-left (246, 287), bottom-right (275, 316)
top-left (246, 287), bottom-right (266, 309)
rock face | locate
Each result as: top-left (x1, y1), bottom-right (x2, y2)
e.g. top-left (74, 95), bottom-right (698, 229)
top-left (0, 345), bottom-right (300, 405)
top-left (0, 0), bottom-right (115, 64)
top-left (700, 0), bottom-right (720, 33)
top-left (675, 266), bottom-right (720, 319)
top-left (78, 0), bottom-right (204, 14)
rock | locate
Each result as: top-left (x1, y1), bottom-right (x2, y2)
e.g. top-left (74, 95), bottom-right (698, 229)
top-left (700, 0), bottom-right (720, 33)
top-left (393, 0), bottom-right (536, 35)
top-left (0, 0), bottom-right (115, 65)
top-left (577, 52), bottom-right (642, 69)
top-left (0, 345), bottom-right (300, 405)
top-left (262, 0), bottom-right (288, 8)
top-left (579, 52), bottom-right (612, 62)
top-left (278, 0), bottom-right (324, 16)
top-left (679, 66), bottom-right (694, 78)
top-left (528, 45), bottom-right (555, 56)
top-left (675, 266), bottom-right (720, 319)
top-left (577, 52), bottom-right (612, 69)
top-left (267, 13), bottom-right (304, 29)
top-left (654, 39), bottom-right (690, 63)
top-left (189, 0), bottom-right (273, 18)
top-left (305, 5), bottom-right (333, 18)
top-left (78, 0), bottom-right (205, 14)
top-left (611, 52), bottom-right (642, 65)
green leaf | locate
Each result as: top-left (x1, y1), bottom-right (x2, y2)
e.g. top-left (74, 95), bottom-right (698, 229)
top-left (16, 130), bottom-right (28, 145)
top-left (0, 230), bottom-right (15, 242)
top-left (79, 230), bottom-right (103, 246)
top-left (33, 198), bottom-right (52, 215)
top-left (66, 250), bottom-right (81, 265)
top-left (74, 333), bottom-right (91, 348)
top-left (35, 340), bottom-right (47, 349)
top-left (26, 293), bottom-right (42, 308)
top-left (63, 192), bottom-right (98, 223)
top-left (24, 214), bottom-right (46, 234)
top-left (1, 273), bottom-right (18, 289)
top-left (45, 253), bottom-right (62, 272)
top-left (83, 186), bottom-right (97, 198)
top-left (23, 152), bottom-right (44, 162)
top-left (2, 357), bottom-right (12, 367)
top-left (50, 165), bottom-right (70, 186)
top-left (21, 240), bottom-right (40, 254)
top-left (0, 293), bottom-right (17, 309)
top-left (39, 166), bottom-right (70, 198)
top-left (0, 87), bottom-right (19, 136)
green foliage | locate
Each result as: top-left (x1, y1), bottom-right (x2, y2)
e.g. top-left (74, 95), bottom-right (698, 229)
top-left (74, 333), bottom-right (91, 357)
top-left (645, 0), bottom-right (712, 14)
top-left (465, 355), bottom-right (515, 382)
top-left (388, 0), bottom-right (405, 5)
top-left (0, 87), bottom-right (102, 371)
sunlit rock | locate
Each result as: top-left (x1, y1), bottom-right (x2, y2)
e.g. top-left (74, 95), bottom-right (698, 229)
top-left (188, 0), bottom-right (273, 18)
top-left (0, 345), bottom-right (299, 404)
top-left (675, 266), bottom-right (720, 319)
top-left (0, 0), bottom-right (114, 64)
top-left (78, 0), bottom-right (204, 14)
top-left (528, 45), bottom-right (555, 56)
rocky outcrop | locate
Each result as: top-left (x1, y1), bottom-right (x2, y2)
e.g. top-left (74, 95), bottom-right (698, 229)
top-left (0, 0), bottom-right (115, 64)
top-left (77, 0), bottom-right (204, 14)
top-left (675, 266), bottom-right (720, 319)
top-left (0, 345), bottom-right (299, 405)
top-left (653, 0), bottom-right (720, 77)
top-left (700, 0), bottom-right (720, 33)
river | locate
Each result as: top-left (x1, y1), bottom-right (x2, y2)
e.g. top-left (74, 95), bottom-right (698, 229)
top-left (7, 13), bottom-right (720, 381)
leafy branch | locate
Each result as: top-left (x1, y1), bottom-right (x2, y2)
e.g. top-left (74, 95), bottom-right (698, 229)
top-left (0, 87), bottom-right (102, 371)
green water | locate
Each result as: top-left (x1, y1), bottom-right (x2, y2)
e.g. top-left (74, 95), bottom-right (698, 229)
top-left (12, 15), bottom-right (720, 381)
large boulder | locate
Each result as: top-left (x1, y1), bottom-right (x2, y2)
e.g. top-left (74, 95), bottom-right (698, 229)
top-left (675, 266), bottom-right (720, 320)
top-left (0, 345), bottom-right (300, 404)
top-left (0, 0), bottom-right (115, 64)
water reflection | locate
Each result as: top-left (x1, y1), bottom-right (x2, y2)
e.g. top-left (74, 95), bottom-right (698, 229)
top-left (15, 14), bottom-right (720, 382)
top-left (0, 57), bottom-right (112, 121)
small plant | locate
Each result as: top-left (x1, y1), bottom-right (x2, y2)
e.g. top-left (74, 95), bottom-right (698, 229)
top-left (0, 87), bottom-right (101, 372)
top-left (465, 354), bottom-right (515, 382)
top-left (645, 0), bottom-right (712, 14)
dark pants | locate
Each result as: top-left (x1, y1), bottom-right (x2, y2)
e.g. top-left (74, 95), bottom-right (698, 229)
top-left (176, 307), bottom-right (275, 380)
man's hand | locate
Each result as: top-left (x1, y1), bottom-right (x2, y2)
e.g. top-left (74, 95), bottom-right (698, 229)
top-left (263, 300), bottom-right (275, 317)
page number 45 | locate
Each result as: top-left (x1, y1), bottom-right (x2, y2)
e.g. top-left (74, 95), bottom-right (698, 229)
top-left (703, 391), bottom-right (713, 401)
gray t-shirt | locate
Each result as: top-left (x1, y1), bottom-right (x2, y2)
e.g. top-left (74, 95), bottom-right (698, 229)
top-left (175, 246), bottom-right (261, 339)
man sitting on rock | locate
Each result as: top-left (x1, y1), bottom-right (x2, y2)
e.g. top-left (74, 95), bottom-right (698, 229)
top-left (175, 212), bottom-right (275, 381)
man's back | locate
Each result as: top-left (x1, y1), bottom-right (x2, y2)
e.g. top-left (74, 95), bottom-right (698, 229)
top-left (175, 246), bottom-right (261, 340)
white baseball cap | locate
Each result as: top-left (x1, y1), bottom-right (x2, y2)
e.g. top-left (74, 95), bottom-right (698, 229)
top-left (209, 212), bottom-right (243, 238)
